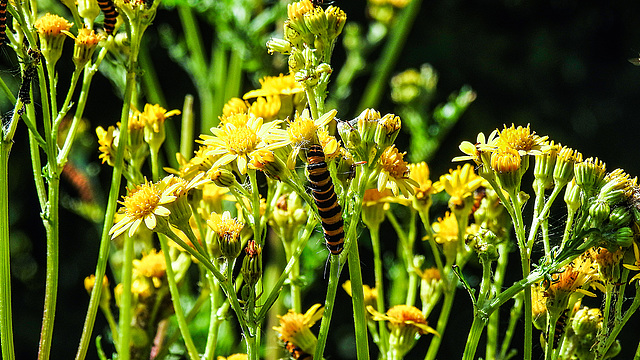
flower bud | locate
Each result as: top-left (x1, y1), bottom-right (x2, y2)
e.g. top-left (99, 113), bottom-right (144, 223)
top-left (35, 14), bottom-right (72, 66)
top-left (574, 157), bottom-right (606, 197)
top-left (588, 200), bottom-right (610, 226)
top-left (267, 38), bottom-right (292, 55)
top-left (241, 240), bottom-right (263, 286)
top-left (374, 113), bottom-right (401, 148)
top-left (608, 206), bottom-right (632, 228)
top-left (78, 0), bottom-right (100, 25)
top-left (70, 28), bottom-right (103, 69)
top-left (209, 168), bottom-right (237, 188)
top-left (564, 179), bottom-right (581, 213)
top-left (613, 227), bottom-right (633, 248)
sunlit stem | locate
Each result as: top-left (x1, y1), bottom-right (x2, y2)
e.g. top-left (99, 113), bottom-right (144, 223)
top-left (0, 130), bottom-right (16, 360)
top-left (370, 223), bottom-right (389, 358)
top-left (157, 234), bottom-right (200, 360)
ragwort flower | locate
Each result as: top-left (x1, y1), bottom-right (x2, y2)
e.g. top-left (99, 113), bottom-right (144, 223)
top-left (133, 249), bottom-right (166, 288)
top-left (435, 163), bottom-right (484, 210)
top-left (497, 123), bottom-right (548, 156)
top-left (286, 109), bottom-right (337, 168)
top-left (377, 145), bottom-right (419, 197)
top-left (243, 73), bottom-right (305, 99)
top-left (201, 114), bottom-right (289, 175)
top-left (273, 304), bottom-right (324, 356)
top-left (109, 180), bottom-right (176, 238)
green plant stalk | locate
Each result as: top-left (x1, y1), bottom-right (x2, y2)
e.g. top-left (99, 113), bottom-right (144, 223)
top-left (204, 274), bottom-right (222, 359)
top-left (417, 208), bottom-right (444, 276)
top-left (599, 279), bottom-right (640, 357)
top-left (527, 184), bottom-right (564, 253)
top-left (486, 242), bottom-right (510, 358)
top-left (224, 49), bottom-right (243, 102)
top-left (45, 61), bottom-right (59, 118)
top-left (180, 95), bottom-right (195, 159)
top-left (357, 0), bottom-right (423, 111)
top-left (74, 47), bottom-right (133, 360)
top-left (348, 237), bottom-right (371, 360)
top-left (313, 256), bottom-right (340, 360)
top-left (248, 169), bottom-right (263, 245)
top-left (284, 240), bottom-right (302, 313)
top-left (544, 311), bottom-right (559, 360)
top-left (118, 232), bottom-right (134, 360)
top-left (256, 218), bottom-right (317, 320)
top-left (370, 223), bottom-right (389, 358)
top-left (424, 284), bottom-right (455, 360)
top-left (499, 293), bottom-right (523, 360)
top-left (505, 186), bottom-right (532, 360)
top-left (157, 234), bottom-right (200, 360)
top-left (0, 131), bottom-right (16, 360)
top-left (37, 176), bottom-right (60, 360)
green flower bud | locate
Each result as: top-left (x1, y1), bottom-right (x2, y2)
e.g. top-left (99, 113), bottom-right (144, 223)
top-left (337, 119), bottom-right (360, 150)
top-left (553, 146), bottom-right (581, 186)
top-left (209, 168), bottom-right (236, 188)
top-left (267, 38), bottom-right (292, 55)
top-left (241, 241), bottom-right (263, 286)
top-left (564, 179), bottom-right (581, 213)
top-left (588, 200), bottom-right (610, 226)
top-left (571, 307), bottom-right (601, 336)
top-left (533, 144), bottom-right (557, 190)
top-left (574, 157), bottom-right (606, 197)
top-left (304, 6), bottom-right (328, 37)
top-left (608, 206), bottom-right (632, 228)
top-left (288, 49), bottom-right (305, 73)
top-left (613, 227), bottom-right (634, 248)
top-left (356, 108), bottom-right (381, 146)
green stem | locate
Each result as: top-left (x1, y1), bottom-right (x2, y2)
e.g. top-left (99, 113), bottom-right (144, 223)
top-left (37, 176), bottom-right (60, 360)
top-left (424, 287), bottom-right (455, 360)
top-left (348, 238), bottom-right (371, 360)
top-left (157, 234), bottom-right (200, 360)
top-left (370, 223), bottom-right (389, 358)
top-left (74, 50), bottom-right (133, 360)
top-left (487, 242), bottom-right (509, 358)
top-left (499, 292), bottom-right (523, 359)
top-left (463, 315), bottom-right (487, 360)
top-left (0, 134), bottom-right (15, 360)
top-left (314, 256), bottom-right (340, 360)
top-left (357, 0), bottom-right (423, 111)
top-left (544, 312), bottom-right (559, 360)
top-left (118, 232), bottom-right (134, 360)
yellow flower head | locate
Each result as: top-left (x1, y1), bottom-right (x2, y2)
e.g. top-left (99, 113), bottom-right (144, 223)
top-left (207, 211), bottom-right (244, 242)
top-left (286, 109), bottom-right (337, 168)
top-left (544, 255), bottom-right (599, 313)
top-left (139, 103), bottom-right (180, 133)
top-left (84, 274), bottom-right (109, 294)
top-left (498, 124), bottom-right (548, 156)
top-left (273, 304), bottom-right (324, 343)
top-left (109, 180), bottom-right (176, 239)
top-left (249, 96), bottom-right (281, 122)
top-left (377, 145), bottom-right (419, 197)
top-left (409, 162), bottom-right (443, 205)
top-left (491, 144), bottom-right (521, 174)
top-left (67, 28), bottom-right (103, 67)
top-left (96, 125), bottom-right (118, 166)
top-left (222, 98), bottom-right (250, 117)
top-left (243, 74), bottom-right (304, 99)
top-left (367, 304), bottom-right (438, 336)
top-left (531, 283), bottom-right (548, 330)
top-left (287, 0), bottom-right (315, 23)
top-left (133, 249), bottom-right (166, 287)
top-left (432, 212), bottom-right (459, 245)
top-left (343, 280), bottom-right (378, 310)
top-left (202, 114), bottom-right (289, 175)
top-left (35, 13), bottom-right (73, 37)
top-left (453, 130), bottom-right (500, 164)
top-left (165, 145), bottom-right (219, 181)
top-left (435, 163), bottom-right (484, 210)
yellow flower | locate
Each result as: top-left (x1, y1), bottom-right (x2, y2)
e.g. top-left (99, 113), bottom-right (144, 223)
top-left (133, 249), bottom-right (166, 287)
top-left (367, 304), bottom-right (438, 336)
top-left (96, 125), bottom-right (118, 166)
top-left (273, 304), bottom-right (324, 355)
top-left (285, 109), bottom-right (337, 169)
top-left (201, 114), bottom-right (289, 175)
top-left (491, 145), bottom-right (521, 174)
top-left (207, 211), bottom-right (245, 259)
top-left (409, 162), bottom-right (443, 206)
top-left (165, 145), bottom-right (220, 181)
top-left (35, 13), bottom-right (73, 36)
top-left (544, 255), bottom-right (599, 314)
top-left (222, 98), bottom-right (250, 116)
top-left (217, 355), bottom-right (248, 360)
top-left (435, 163), bottom-right (484, 210)
top-left (453, 130), bottom-right (499, 164)
top-left (243, 74), bottom-right (305, 99)
top-left (432, 212), bottom-right (459, 245)
top-left (623, 242), bottom-right (640, 283)
top-left (139, 103), bottom-right (180, 133)
top-left (342, 280), bottom-right (378, 310)
top-left (497, 124), bottom-right (548, 156)
top-left (248, 96), bottom-right (281, 122)
top-left (109, 180), bottom-right (176, 239)
top-left (66, 27), bottom-right (103, 67)
top-left (377, 145), bottom-right (419, 196)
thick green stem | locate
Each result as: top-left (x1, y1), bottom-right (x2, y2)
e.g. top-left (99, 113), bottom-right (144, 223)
top-left (157, 234), bottom-right (200, 360)
top-left (118, 232), bottom-right (134, 360)
top-left (37, 176), bottom-right (60, 360)
top-left (0, 136), bottom-right (15, 360)
top-left (463, 315), bottom-right (487, 360)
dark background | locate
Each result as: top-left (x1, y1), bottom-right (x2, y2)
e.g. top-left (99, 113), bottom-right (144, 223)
top-left (5, 0), bottom-right (640, 359)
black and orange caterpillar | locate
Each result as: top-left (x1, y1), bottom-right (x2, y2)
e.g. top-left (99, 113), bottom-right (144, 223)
top-left (0, 0), bottom-right (8, 46)
top-left (306, 144), bottom-right (344, 255)
top-left (97, 0), bottom-right (118, 36)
